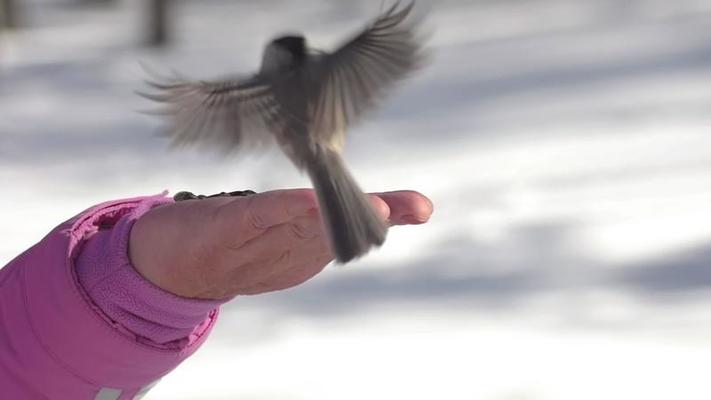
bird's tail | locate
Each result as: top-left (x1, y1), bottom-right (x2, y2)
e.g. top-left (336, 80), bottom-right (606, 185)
top-left (306, 147), bottom-right (387, 263)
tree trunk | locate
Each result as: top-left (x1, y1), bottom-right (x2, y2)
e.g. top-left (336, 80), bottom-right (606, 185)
top-left (0, 0), bottom-right (19, 30)
top-left (146, 0), bottom-right (170, 46)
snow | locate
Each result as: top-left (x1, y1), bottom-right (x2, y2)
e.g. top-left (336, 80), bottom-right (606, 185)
top-left (2, 0), bottom-right (711, 399)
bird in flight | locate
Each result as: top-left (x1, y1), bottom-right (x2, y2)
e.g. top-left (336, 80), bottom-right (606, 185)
top-left (140, 1), bottom-right (427, 263)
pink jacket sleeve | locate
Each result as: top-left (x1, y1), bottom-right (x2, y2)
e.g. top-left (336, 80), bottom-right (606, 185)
top-left (0, 193), bottom-right (221, 399)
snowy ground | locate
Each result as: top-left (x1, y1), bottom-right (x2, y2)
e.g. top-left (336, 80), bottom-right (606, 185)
top-left (2, 0), bottom-right (711, 399)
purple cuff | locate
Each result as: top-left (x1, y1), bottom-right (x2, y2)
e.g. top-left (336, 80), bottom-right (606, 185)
top-left (10, 193), bottom-right (222, 393)
top-left (74, 194), bottom-right (223, 348)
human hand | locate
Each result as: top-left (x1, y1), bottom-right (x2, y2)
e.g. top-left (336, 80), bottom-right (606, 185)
top-left (128, 189), bottom-right (433, 300)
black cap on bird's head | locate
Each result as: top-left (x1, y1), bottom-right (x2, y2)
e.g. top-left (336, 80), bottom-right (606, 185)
top-left (260, 34), bottom-right (308, 74)
top-left (272, 35), bottom-right (307, 57)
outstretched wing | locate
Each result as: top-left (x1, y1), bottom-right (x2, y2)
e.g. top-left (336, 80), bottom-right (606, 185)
top-left (138, 72), bottom-right (280, 153)
top-left (309, 1), bottom-right (426, 140)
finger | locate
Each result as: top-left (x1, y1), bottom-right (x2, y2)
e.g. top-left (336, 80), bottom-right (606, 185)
top-left (372, 190), bottom-right (433, 225)
top-left (225, 221), bottom-right (330, 295)
top-left (367, 194), bottom-right (391, 221)
top-left (239, 215), bottom-right (325, 253)
top-left (280, 215), bottom-right (326, 241)
top-left (243, 236), bottom-right (333, 294)
top-left (214, 189), bottom-right (319, 243)
top-left (227, 252), bottom-right (293, 296)
top-left (285, 231), bottom-right (333, 271)
top-left (220, 214), bottom-right (324, 277)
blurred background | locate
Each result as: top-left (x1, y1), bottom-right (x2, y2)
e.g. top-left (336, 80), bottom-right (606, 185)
top-left (2, 0), bottom-right (711, 399)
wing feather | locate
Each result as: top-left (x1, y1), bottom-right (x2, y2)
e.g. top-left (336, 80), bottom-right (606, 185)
top-left (138, 72), bottom-right (279, 153)
top-left (308, 1), bottom-right (425, 139)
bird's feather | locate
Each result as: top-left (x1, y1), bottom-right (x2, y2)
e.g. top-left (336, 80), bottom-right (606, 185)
top-left (138, 2), bottom-right (424, 155)
top-left (138, 72), bottom-right (280, 153)
top-left (307, 1), bottom-right (425, 144)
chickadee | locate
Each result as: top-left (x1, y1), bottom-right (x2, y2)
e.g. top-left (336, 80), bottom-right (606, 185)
top-left (140, 1), bottom-right (426, 263)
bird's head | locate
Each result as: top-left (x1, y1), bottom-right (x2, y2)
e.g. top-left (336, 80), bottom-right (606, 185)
top-left (260, 35), bottom-right (308, 74)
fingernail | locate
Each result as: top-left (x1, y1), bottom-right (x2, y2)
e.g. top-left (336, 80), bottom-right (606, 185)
top-left (401, 214), bottom-right (428, 224)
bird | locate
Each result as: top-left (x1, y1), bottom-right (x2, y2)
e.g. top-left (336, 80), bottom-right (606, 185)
top-left (139, 1), bottom-right (426, 263)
